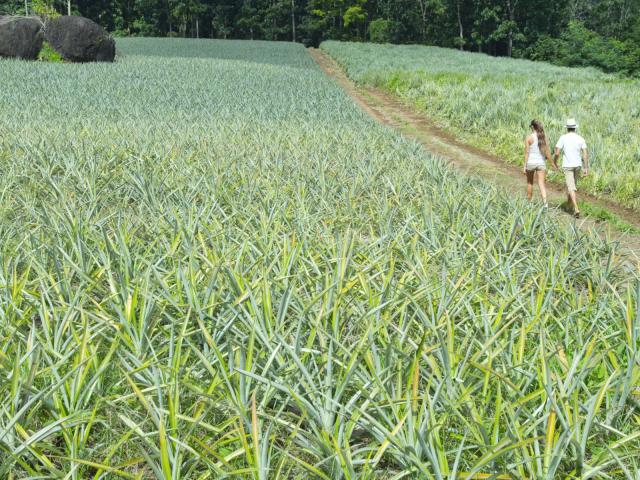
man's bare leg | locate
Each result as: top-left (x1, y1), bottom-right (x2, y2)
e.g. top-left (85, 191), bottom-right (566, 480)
top-left (569, 190), bottom-right (579, 216)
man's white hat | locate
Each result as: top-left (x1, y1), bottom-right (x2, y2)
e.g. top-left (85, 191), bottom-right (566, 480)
top-left (566, 118), bottom-right (578, 128)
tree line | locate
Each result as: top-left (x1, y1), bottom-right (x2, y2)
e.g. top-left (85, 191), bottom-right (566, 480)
top-left (2, 0), bottom-right (639, 75)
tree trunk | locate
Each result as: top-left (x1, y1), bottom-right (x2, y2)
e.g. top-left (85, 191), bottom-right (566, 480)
top-left (456, 0), bottom-right (463, 50)
top-left (67, 0), bottom-right (71, 15)
top-left (291, 0), bottom-right (296, 42)
top-left (24, 0), bottom-right (28, 15)
top-left (506, 0), bottom-right (517, 57)
top-left (417, 0), bottom-right (428, 42)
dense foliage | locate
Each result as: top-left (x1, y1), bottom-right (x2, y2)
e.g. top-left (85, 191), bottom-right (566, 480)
top-left (322, 40), bottom-right (640, 210)
top-left (1, 38), bottom-right (639, 478)
top-left (1, 0), bottom-right (639, 75)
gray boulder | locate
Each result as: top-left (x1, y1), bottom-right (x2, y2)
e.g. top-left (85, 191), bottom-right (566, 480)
top-left (0, 16), bottom-right (44, 60)
top-left (45, 16), bottom-right (115, 62)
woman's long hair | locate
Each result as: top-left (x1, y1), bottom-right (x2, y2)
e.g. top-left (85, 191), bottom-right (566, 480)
top-left (530, 120), bottom-right (550, 157)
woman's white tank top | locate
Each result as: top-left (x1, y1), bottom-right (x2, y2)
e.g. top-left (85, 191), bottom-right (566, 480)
top-left (528, 133), bottom-right (546, 166)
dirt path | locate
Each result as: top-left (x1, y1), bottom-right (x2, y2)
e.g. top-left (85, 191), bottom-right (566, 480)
top-left (310, 48), bottom-right (640, 257)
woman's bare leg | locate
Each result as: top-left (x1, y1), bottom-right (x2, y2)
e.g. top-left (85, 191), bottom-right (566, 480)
top-left (526, 170), bottom-right (535, 200)
top-left (537, 170), bottom-right (547, 205)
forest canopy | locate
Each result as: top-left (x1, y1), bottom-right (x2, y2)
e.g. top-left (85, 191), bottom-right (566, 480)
top-left (2, 0), bottom-right (639, 75)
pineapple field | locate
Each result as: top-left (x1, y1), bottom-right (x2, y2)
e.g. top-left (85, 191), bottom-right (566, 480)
top-left (0, 38), bottom-right (639, 479)
top-left (321, 41), bottom-right (640, 211)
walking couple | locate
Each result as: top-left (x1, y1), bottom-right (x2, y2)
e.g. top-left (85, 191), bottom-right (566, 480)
top-left (524, 118), bottom-right (589, 218)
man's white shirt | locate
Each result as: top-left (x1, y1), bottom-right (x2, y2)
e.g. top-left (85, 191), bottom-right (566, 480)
top-left (556, 132), bottom-right (587, 168)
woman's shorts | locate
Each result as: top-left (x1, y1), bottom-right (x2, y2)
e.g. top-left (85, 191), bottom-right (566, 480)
top-left (563, 167), bottom-right (581, 192)
top-left (526, 164), bottom-right (546, 172)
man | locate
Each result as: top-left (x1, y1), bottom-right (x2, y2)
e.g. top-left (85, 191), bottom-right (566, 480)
top-left (553, 118), bottom-right (589, 218)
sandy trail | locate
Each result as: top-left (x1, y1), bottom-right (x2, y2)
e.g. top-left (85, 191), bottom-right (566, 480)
top-left (310, 48), bottom-right (640, 259)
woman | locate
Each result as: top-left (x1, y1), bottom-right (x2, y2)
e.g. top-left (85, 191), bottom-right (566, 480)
top-left (523, 119), bottom-right (551, 206)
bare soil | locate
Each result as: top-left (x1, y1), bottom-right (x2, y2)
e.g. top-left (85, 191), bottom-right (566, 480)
top-left (310, 48), bottom-right (640, 258)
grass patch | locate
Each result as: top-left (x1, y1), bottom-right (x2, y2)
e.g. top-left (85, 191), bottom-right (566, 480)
top-left (580, 202), bottom-right (640, 233)
top-left (38, 41), bottom-right (64, 62)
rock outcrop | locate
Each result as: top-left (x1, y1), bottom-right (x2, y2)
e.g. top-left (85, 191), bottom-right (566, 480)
top-left (45, 16), bottom-right (115, 62)
top-left (0, 16), bottom-right (44, 60)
